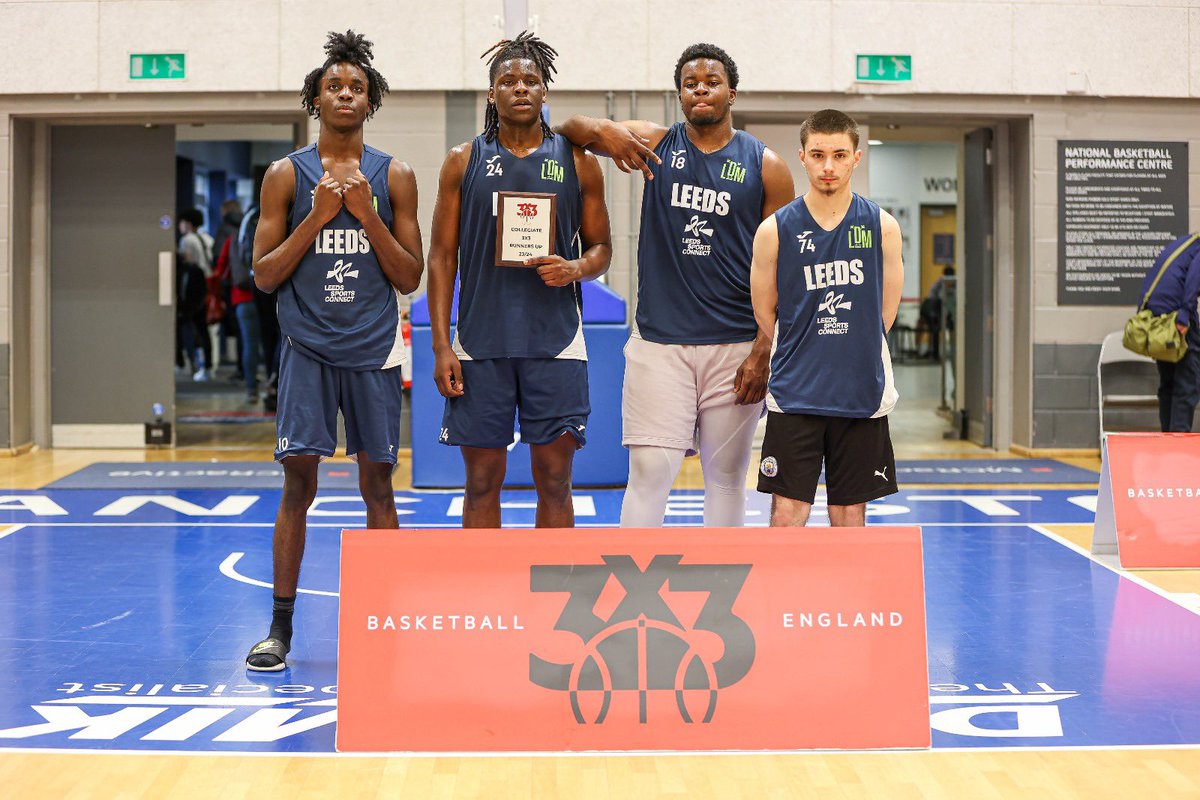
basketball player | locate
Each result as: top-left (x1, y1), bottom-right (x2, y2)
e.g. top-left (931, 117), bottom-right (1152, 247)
top-left (750, 109), bottom-right (903, 527)
top-left (245, 31), bottom-right (424, 671)
top-left (556, 43), bottom-right (795, 528)
top-left (427, 33), bottom-right (611, 528)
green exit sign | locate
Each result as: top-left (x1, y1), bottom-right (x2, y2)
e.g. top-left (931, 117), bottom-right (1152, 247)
top-left (129, 53), bottom-right (186, 81)
top-left (856, 54), bottom-right (912, 83)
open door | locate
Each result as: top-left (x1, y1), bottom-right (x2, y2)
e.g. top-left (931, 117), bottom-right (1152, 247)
top-left (962, 128), bottom-right (994, 447)
top-left (50, 125), bottom-right (176, 447)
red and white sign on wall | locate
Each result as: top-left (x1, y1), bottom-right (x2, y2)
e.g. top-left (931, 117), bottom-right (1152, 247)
top-left (1093, 433), bottom-right (1200, 568)
top-left (337, 527), bottom-right (930, 752)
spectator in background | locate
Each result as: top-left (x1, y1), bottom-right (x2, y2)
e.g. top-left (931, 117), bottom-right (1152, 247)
top-left (920, 266), bottom-right (954, 361)
top-left (1140, 233), bottom-right (1200, 432)
top-left (217, 229), bottom-right (262, 402)
top-left (177, 208), bottom-right (213, 380)
top-left (214, 199), bottom-right (245, 380)
top-left (213, 199), bottom-right (243, 259)
top-left (240, 204), bottom-right (282, 411)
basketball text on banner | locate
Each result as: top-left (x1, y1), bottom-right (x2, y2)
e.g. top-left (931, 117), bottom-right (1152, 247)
top-left (1093, 433), bottom-right (1200, 568)
top-left (336, 527), bottom-right (930, 752)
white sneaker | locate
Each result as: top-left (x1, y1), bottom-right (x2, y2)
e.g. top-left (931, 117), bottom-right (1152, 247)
top-left (193, 368), bottom-right (210, 382)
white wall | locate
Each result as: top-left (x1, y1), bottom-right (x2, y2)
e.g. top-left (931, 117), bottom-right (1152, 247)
top-left (4, 1), bottom-right (1200, 98)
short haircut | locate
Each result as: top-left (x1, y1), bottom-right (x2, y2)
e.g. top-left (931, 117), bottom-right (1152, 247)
top-left (674, 43), bottom-right (739, 91)
top-left (178, 208), bottom-right (204, 228)
top-left (301, 30), bottom-right (389, 121)
top-left (799, 109), bottom-right (860, 150)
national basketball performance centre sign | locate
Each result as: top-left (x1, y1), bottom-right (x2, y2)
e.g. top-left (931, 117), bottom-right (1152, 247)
top-left (337, 527), bottom-right (930, 752)
top-left (1058, 140), bottom-right (1189, 306)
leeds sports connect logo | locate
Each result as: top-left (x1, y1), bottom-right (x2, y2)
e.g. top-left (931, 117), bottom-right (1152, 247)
top-left (529, 555), bottom-right (754, 725)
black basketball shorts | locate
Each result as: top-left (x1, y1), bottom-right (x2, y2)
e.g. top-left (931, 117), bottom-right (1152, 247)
top-left (756, 412), bottom-right (898, 505)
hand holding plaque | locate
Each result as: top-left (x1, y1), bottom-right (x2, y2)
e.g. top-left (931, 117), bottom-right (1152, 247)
top-left (495, 191), bottom-right (557, 267)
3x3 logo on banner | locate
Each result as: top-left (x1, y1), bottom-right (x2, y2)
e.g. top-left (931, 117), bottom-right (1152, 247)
top-left (336, 527), bottom-right (929, 752)
top-left (530, 555), bottom-right (753, 725)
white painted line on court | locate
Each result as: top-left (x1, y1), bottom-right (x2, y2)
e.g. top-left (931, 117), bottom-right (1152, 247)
top-left (0, 524), bottom-right (27, 541)
top-left (1170, 592), bottom-right (1200, 610)
top-left (219, 552), bottom-right (338, 597)
top-left (1029, 523), bottom-right (1200, 618)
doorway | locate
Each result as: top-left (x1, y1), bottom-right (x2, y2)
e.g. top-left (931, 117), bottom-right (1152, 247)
top-left (34, 117), bottom-right (303, 449)
top-left (173, 126), bottom-right (295, 448)
top-left (865, 139), bottom-right (962, 448)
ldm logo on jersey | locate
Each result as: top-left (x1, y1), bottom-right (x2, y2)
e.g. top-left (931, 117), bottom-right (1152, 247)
top-left (847, 225), bottom-right (873, 249)
top-left (720, 159), bottom-right (747, 183)
top-left (541, 158), bottom-right (565, 183)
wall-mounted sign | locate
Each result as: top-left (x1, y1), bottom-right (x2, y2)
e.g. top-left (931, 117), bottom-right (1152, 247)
top-left (130, 54), bottom-right (186, 81)
top-left (1058, 140), bottom-right (1188, 306)
top-left (856, 55), bottom-right (912, 82)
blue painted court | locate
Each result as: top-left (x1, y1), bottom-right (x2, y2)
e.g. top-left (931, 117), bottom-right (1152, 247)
top-left (0, 486), bottom-right (1197, 753)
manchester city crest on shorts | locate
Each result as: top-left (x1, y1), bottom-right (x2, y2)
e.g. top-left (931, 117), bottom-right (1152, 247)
top-left (760, 456), bottom-right (778, 478)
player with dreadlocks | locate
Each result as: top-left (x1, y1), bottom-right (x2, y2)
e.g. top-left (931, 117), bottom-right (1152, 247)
top-left (556, 43), bottom-right (795, 531)
top-left (245, 30), bottom-right (424, 671)
top-left (427, 32), bottom-right (611, 528)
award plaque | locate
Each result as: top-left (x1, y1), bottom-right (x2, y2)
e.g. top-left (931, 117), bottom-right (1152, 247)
top-left (495, 191), bottom-right (557, 267)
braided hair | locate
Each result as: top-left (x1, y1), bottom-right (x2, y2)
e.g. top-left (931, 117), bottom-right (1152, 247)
top-left (301, 30), bottom-right (390, 120)
top-left (480, 31), bottom-right (557, 142)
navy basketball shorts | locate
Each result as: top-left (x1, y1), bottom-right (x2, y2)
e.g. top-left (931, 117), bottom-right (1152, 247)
top-left (756, 412), bottom-right (897, 505)
top-left (440, 358), bottom-right (589, 449)
top-left (275, 340), bottom-right (403, 464)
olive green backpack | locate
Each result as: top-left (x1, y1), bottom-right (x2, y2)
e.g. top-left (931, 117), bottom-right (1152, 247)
top-left (1123, 233), bottom-right (1199, 363)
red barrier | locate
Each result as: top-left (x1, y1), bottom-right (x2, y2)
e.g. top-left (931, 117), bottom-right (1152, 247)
top-left (400, 318), bottom-right (412, 390)
top-left (1093, 433), bottom-right (1200, 568)
top-left (336, 526), bottom-right (930, 752)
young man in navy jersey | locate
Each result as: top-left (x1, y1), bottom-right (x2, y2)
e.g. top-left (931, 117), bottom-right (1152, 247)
top-left (557, 44), bottom-right (794, 529)
top-left (750, 109), bottom-right (904, 527)
top-left (428, 33), bottom-right (611, 528)
top-left (245, 31), bottom-right (424, 671)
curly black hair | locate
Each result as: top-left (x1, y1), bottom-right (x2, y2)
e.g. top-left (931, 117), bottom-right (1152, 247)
top-left (177, 207), bottom-right (204, 229)
top-left (301, 30), bottom-right (390, 120)
top-left (480, 31), bottom-right (557, 143)
top-left (673, 43), bottom-right (739, 91)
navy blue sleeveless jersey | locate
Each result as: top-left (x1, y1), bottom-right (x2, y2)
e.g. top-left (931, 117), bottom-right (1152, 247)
top-left (635, 123), bottom-right (766, 344)
top-left (278, 143), bottom-right (403, 370)
top-left (767, 194), bottom-right (898, 418)
top-left (454, 133), bottom-right (584, 360)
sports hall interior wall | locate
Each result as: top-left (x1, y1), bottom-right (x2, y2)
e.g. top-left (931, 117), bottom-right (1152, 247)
top-left (3, 0), bottom-right (1200, 450)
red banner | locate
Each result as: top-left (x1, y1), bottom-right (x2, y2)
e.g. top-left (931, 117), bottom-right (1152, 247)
top-left (1095, 433), bottom-right (1200, 568)
top-left (337, 527), bottom-right (929, 752)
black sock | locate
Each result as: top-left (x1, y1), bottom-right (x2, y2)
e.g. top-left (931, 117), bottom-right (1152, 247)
top-left (269, 595), bottom-right (295, 651)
